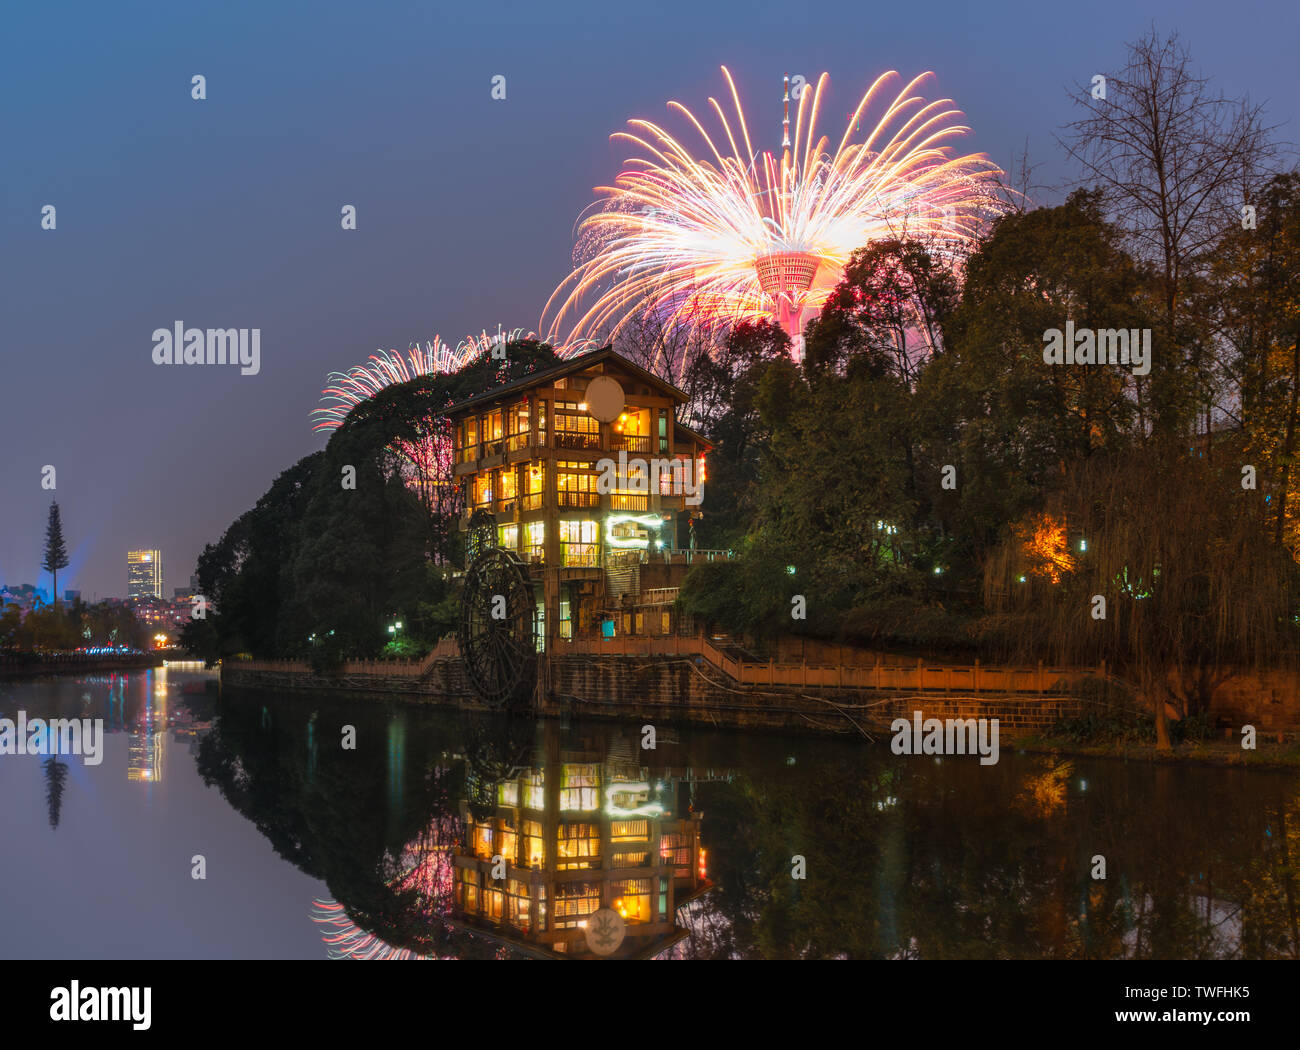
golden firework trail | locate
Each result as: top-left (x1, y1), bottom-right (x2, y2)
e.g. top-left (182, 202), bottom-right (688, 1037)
top-left (543, 67), bottom-right (1004, 357)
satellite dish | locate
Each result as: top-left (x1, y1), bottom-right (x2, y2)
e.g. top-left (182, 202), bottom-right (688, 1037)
top-left (585, 908), bottom-right (626, 955)
top-left (585, 375), bottom-right (625, 423)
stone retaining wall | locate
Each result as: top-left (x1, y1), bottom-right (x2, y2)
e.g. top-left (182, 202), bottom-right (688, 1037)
top-left (223, 653), bottom-right (1092, 738)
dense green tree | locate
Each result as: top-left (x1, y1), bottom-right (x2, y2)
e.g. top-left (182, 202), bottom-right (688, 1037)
top-left (920, 190), bottom-right (1155, 565)
top-left (677, 319), bottom-right (792, 551)
top-left (184, 338), bottom-right (566, 662)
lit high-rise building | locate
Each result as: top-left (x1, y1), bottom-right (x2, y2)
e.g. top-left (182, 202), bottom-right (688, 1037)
top-left (127, 549), bottom-right (163, 599)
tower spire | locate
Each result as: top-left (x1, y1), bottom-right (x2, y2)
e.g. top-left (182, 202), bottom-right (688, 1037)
top-left (782, 73), bottom-right (791, 159)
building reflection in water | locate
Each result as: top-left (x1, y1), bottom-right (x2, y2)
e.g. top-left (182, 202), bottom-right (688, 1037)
top-left (127, 668), bottom-right (165, 782)
top-left (450, 721), bottom-right (710, 959)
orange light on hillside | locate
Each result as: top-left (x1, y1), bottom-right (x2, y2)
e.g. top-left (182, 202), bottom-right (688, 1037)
top-left (1017, 514), bottom-right (1075, 583)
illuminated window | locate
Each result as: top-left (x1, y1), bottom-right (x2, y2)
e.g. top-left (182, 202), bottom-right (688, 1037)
top-left (522, 820), bottom-right (544, 868)
top-left (521, 771), bottom-right (544, 810)
top-left (507, 879), bottom-right (533, 931)
top-left (560, 763), bottom-right (600, 811)
top-left (612, 851), bottom-right (648, 867)
top-left (555, 401), bottom-right (598, 434)
top-left (553, 882), bottom-right (600, 929)
top-left (558, 463), bottom-right (599, 508)
top-left (498, 781), bottom-right (519, 807)
top-left (560, 519), bottom-right (599, 566)
top-left (459, 868), bottom-right (481, 914)
top-left (611, 820), bottom-right (648, 844)
top-left (483, 885), bottom-right (504, 923)
top-left (498, 823), bottom-right (517, 864)
top-left (472, 820), bottom-right (494, 859)
top-left (497, 467), bottom-right (517, 501)
top-left (613, 463), bottom-right (648, 494)
top-left (659, 832), bottom-right (691, 872)
top-left (556, 823), bottom-right (601, 868)
top-left (520, 462), bottom-right (546, 513)
top-left (611, 878), bottom-right (652, 924)
top-left (498, 523), bottom-right (518, 550)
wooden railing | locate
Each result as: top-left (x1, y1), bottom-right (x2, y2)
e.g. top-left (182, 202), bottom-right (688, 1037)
top-left (558, 490), bottom-right (599, 508)
top-left (559, 634), bottom-right (1112, 695)
top-left (229, 632), bottom-right (1114, 697)
top-left (612, 435), bottom-right (652, 453)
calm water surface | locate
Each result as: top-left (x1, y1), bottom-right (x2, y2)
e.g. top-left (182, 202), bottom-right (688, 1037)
top-left (2, 666), bottom-right (1298, 959)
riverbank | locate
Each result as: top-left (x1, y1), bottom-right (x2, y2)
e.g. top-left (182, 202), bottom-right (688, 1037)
top-left (1017, 734), bottom-right (1300, 770)
top-left (0, 653), bottom-right (164, 679)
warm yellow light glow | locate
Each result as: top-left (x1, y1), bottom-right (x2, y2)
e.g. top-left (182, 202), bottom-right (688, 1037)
top-left (1017, 514), bottom-right (1076, 584)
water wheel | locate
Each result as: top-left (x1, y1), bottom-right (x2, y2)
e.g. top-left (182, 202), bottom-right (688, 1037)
top-left (458, 547), bottom-right (537, 708)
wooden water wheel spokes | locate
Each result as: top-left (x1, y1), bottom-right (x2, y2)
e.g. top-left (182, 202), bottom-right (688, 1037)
top-left (458, 547), bottom-right (537, 708)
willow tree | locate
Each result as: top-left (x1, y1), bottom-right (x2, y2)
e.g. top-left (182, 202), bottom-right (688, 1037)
top-left (985, 445), bottom-right (1299, 748)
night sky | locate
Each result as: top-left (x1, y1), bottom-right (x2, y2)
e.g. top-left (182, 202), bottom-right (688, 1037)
top-left (3, 0), bottom-right (1295, 599)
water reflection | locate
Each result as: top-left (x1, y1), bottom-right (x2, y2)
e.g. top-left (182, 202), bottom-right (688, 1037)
top-left (196, 686), bottom-right (1300, 960)
top-left (449, 720), bottom-right (710, 958)
top-left (6, 671), bottom-right (1298, 959)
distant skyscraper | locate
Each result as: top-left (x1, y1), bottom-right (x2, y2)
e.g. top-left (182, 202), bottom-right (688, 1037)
top-left (127, 549), bottom-right (163, 599)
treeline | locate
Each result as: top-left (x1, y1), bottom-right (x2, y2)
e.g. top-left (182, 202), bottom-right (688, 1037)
top-left (0, 599), bottom-right (149, 651)
top-left (181, 342), bottom-right (563, 666)
top-left (672, 31), bottom-right (1300, 747)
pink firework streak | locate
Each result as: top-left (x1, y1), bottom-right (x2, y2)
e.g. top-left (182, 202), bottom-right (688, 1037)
top-left (311, 329), bottom-right (590, 513)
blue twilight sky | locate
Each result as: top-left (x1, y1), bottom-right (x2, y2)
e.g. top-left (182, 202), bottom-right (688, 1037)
top-left (2, 0), bottom-right (1296, 598)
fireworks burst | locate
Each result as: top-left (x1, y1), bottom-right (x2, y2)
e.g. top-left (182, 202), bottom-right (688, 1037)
top-left (311, 330), bottom-right (518, 514)
top-left (543, 66), bottom-right (1005, 358)
top-left (311, 328), bottom-right (521, 437)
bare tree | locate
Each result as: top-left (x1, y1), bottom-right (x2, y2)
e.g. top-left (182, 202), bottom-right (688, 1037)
top-left (611, 305), bottom-right (728, 429)
top-left (1060, 29), bottom-right (1277, 439)
top-left (1062, 29), bottom-right (1276, 328)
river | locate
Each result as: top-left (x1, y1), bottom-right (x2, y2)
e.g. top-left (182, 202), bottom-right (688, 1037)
top-left (1, 665), bottom-right (1297, 959)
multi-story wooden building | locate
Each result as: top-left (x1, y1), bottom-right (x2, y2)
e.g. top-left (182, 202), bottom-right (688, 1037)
top-left (446, 347), bottom-right (718, 649)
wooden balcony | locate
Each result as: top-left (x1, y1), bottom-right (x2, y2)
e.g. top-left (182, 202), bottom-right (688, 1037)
top-left (558, 490), bottom-right (599, 509)
top-left (555, 431), bottom-right (601, 451)
top-left (612, 434), bottom-right (652, 453)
